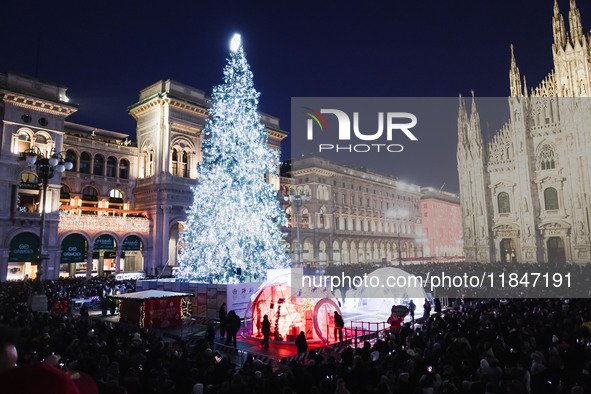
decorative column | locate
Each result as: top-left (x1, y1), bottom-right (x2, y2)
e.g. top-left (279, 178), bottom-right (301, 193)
top-left (115, 244), bottom-right (122, 274)
top-left (98, 250), bottom-right (104, 276)
top-left (141, 248), bottom-right (150, 275)
top-left (86, 247), bottom-right (93, 278)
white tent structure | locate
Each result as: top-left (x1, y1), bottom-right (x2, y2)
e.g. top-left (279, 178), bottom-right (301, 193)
top-left (341, 267), bottom-right (427, 322)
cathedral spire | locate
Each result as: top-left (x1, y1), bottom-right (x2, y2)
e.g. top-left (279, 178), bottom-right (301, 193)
top-left (468, 91), bottom-right (483, 148)
top-left (459, 93), bottom-right (467, 119)
top-left (509, 44), bottom-right (523, 97)
top-left (457, 94), bottom-right (468, 146)
top-left (569, 0), bottom-right (583, 45)
top-left (553, 0), bottom-right (567, 49)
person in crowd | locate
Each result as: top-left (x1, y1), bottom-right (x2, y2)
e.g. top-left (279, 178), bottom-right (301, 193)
top-left (295, 331), bottom-right (307, 354)
top-left (335, 378), bottom-right (351, 394)
top-left (1, 268), bottom-right (591, 393)
top-left (204, 323), bottom-right (215, 349)
top-left (333, 311), bottom-right (344, 342)
top-left (0, 361), bottom-right (81, 394)
top-left (434, 297), bottom-right (442, 314)
top-left (218, 302), bottom-right (227, 340)
top-left (423, 298), bottom-right (431, 319)
top-left (408, 299), bottom-right (416, 321)
top-left (79, 302), bottom-right (89, 317)
top-left (260, 314), bottom-right (271, 349)
top-left (225, 310), bottom-right (240, 347)
top-left (0, 341), bottom-right (17, 372)
top-left (387, 308), bottom-right (403, 329)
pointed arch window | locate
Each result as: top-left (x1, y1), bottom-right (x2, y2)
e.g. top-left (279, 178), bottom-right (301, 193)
top-left (538, 144), bottom-right (556, 170)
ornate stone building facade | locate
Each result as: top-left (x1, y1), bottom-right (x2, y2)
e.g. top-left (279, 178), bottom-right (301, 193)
top-left (284, 156), bottom-right (423, 266)
top-left (458, 0), bottom-right (591, 264)
top-left (127, 80), bottom-right (285, 273)
top-left (0, 73), bottom-right (286, 281)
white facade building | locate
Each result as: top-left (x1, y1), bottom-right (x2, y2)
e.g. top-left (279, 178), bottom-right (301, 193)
top-left (458, 0), bottom-right (591, 264)
top-left (284, 156), bottom-right (423, 266)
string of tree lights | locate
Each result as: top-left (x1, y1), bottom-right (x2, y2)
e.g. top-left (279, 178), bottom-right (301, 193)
top-left (176, 34), bottom-right (289, 284)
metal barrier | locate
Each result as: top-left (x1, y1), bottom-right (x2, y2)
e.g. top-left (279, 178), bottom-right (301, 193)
top-left (283, 325), bottom-right (404, 363)
top-left (72, 296), bottom-right (100, 310)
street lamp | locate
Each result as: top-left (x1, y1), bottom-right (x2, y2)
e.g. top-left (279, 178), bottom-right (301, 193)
top-left (23, 148), bottom-right (73, 281)
top-left (284, 189), bottom-right (310, 266)
top-left (386, 208), bottom-right (408, 265)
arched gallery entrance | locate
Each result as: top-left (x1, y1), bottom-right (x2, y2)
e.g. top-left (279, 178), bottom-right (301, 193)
top-left (7, 232), bottom-right (39, 280)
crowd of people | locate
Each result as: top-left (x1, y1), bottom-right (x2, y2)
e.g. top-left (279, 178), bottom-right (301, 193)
top-left (0, 276), bottom-right (591, 393)
top-left (316, 261), bottom-right (591, 298)
top-left (0, 276), bottom-right (136, 309)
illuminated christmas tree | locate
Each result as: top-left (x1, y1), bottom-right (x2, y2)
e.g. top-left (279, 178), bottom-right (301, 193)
top-left (176, 34), bottom-right (289, 283)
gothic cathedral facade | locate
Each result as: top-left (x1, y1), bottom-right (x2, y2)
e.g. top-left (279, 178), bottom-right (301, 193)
top-left (458, 0), bottom-right (591, 264)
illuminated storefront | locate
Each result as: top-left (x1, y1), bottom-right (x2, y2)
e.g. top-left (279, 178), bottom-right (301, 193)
top-left (0, 72), bottom-right (286, 281)
top-left (7, 232), bottom-right (39, 280)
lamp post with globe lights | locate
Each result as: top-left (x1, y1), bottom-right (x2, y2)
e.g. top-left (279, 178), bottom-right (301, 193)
top-left (284, 189), bottom-right (310, 267)
top-left (23, 148), bottom-right (73, 281)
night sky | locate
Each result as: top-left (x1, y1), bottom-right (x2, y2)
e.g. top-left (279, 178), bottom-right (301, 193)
top-left (3, 0), bottom-right (590, 193)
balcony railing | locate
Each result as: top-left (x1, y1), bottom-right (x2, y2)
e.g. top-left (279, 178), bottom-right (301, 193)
top-left (58, 208), bottom-right (150, 233)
